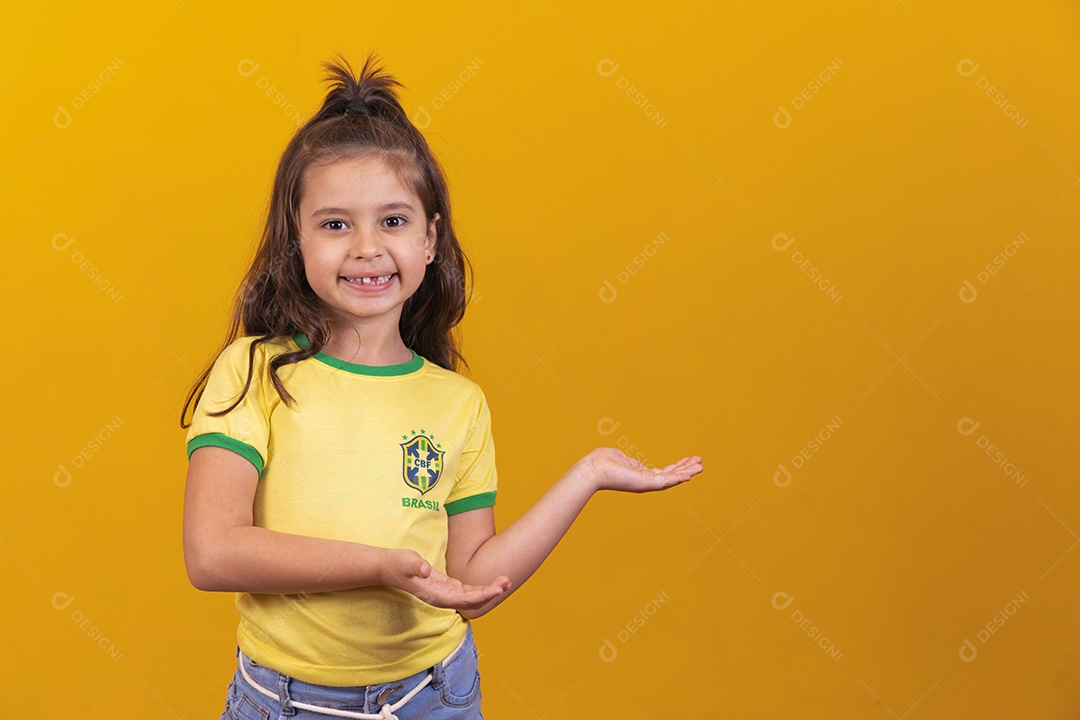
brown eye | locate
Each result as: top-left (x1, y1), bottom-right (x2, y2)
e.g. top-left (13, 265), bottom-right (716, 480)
top-left (384, 215), bottom-right (407, 229)
top-left (322, 220), bottom-right (346, 231)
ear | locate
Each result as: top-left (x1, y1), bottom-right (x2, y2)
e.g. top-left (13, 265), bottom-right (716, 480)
top-left (425, 212), bottom-right (440, 258)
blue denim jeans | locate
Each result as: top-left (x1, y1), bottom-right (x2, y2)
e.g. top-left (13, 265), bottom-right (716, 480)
top-left (220, 624), bottom-right (482, 719)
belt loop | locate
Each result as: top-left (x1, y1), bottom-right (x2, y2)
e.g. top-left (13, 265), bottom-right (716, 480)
top-left (430, 659), bottom-right (445, 689)
top-left (277, 672), bottom-right (296, 716)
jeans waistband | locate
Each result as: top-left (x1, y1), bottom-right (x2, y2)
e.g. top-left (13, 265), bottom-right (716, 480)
top-left (236, 625), bottom-right (472, 719)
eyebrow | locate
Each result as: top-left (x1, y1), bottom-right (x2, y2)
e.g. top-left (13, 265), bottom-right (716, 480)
top-left (311, 202), bottom-right (417, 218)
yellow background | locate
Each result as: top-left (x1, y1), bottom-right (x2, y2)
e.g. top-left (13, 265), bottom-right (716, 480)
top-left (4, 2), bottom-right (1078, 717)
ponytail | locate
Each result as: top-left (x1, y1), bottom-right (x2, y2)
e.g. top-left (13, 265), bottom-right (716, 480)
top-left (316, 53), bottom-right (409, 124)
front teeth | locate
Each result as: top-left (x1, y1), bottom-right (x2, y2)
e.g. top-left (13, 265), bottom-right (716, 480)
top-left (346, 274), bottom-right (393, 285)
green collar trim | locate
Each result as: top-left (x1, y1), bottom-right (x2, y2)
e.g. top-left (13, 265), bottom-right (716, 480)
top-left (292, 334), bottom-right (424, 376)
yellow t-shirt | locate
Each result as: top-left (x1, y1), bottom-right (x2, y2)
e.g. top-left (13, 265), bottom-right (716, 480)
top-left (185, 334), bottom-right (497, 686)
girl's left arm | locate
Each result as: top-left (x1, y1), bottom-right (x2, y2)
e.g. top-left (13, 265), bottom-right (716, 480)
top-left (446, 448), bottom-right (703, 619)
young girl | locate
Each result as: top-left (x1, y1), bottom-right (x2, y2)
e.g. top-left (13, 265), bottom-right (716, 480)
top-left (181, 52), bottom-right (703, 720)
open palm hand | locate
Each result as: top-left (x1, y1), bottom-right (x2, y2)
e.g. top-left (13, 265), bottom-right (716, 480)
top-left (384, 549), bottom-right (511, 610)
top-left (581, 448), bottom-right (703, 493)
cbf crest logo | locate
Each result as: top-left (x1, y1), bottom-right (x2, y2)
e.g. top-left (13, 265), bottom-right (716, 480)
top-left (400, 429), bottom-right (444, 495)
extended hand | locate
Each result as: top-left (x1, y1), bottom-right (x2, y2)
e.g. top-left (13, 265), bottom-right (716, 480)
top-left (580, 447), bottom-right (703, 493)
top-left (382, 548), bottom-right (511, 610)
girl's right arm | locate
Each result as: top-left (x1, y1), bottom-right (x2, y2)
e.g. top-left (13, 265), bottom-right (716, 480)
top-left (183, 446), bottom-right (509, 610)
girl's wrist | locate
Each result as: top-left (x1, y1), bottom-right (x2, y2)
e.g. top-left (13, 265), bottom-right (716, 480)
top-left (373, 546), bottom-right (398, 589)
top-left (569, 454), bottom-right (605, 494)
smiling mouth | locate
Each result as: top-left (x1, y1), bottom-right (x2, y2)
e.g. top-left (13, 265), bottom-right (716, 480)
top-left (342, 273), bottom-right (396, 286)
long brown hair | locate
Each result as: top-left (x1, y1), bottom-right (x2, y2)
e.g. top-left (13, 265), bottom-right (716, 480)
top-left (181, 52), bottom-right (473, 428)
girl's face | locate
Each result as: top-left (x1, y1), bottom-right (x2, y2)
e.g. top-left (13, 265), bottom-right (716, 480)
top-left (297, 154), bottom-right (438, 343)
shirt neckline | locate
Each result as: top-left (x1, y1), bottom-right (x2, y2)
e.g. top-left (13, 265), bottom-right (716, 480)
top-left (292, 333), bottom-right (425, 377)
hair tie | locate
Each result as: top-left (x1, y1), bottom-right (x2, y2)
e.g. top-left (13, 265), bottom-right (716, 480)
top-left (344, 97), bottom-right (370, 116)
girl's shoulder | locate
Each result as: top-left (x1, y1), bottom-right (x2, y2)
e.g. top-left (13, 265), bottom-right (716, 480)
top-left (422, 361), bottom-right (489, 404)
top-left (213, 333), bottom-right (296, 369)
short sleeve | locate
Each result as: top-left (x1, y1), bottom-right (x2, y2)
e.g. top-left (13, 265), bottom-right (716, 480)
top-left (444, 390), bottom-right (498, 516)
top-left (185, 337), bottom-right (272, 477)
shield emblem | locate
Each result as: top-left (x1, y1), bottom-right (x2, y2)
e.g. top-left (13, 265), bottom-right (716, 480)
top-left (401, 434), bottom-right (444, 495)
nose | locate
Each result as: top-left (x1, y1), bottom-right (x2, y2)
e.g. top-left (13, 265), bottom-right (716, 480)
top-left (349, 224), bottom-right (384, 258)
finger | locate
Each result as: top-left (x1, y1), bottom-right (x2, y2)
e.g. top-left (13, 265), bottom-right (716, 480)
top-left (456, 584), bottom-right (503, 608)
top-left (481, 576), bottom-right (511, 597)
top-left (674, 463), bottom-right (702, 480)
top-left (461, 578), bottom-right (508, 596)
top-left (653, 458), bottom-right (692, 473)
top-left (652, 467), bottom-right (697, 489)
top-left (652, 472), bottom-right (689, 485)
top-left (440, 576), bottom-right (465, 592)
top-left (473, 576), bottom-right (511, 593)
top-left (666, 456), bottom-right (703, 474)
top-left (423, 583), bottom-right (498, 610)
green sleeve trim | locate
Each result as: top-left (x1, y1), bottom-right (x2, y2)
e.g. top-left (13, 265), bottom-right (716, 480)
top-left (444, 491), bottom-right (497, 516)
top-left (187, 433), bottom-right (264, 477)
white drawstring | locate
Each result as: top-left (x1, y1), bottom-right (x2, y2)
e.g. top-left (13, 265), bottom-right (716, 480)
top-left (237, 635), bottom-right (465, 720)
